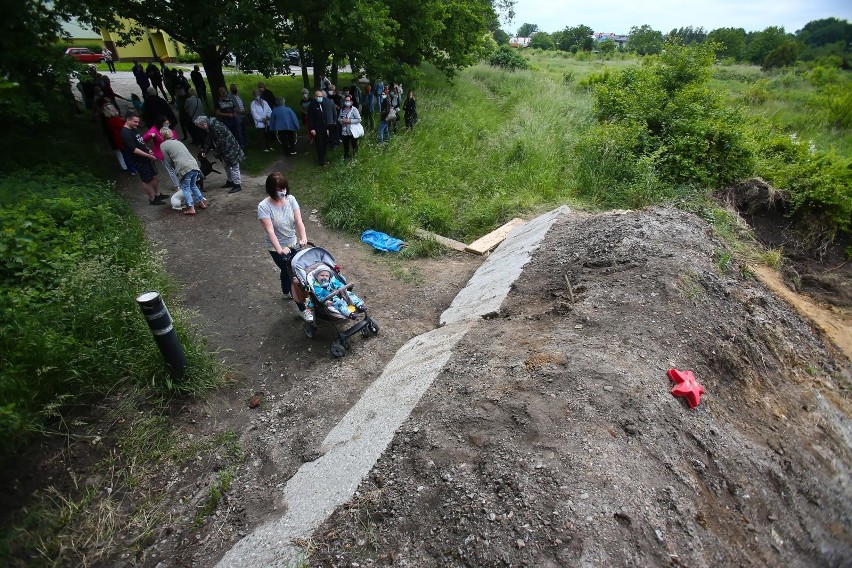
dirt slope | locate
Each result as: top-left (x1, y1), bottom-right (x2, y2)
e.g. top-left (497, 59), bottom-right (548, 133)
top-left (310, 207), bottom-right (851, 567)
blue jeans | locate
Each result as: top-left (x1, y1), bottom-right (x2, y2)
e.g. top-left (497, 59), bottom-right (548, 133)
top-left (378, 120), bottom-right (390, 143)
top-left (179, 169), bottom-right (204, 207)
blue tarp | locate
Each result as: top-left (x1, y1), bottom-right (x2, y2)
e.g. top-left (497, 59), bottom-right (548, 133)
top-left (361, 230), bottom-right (405, 252)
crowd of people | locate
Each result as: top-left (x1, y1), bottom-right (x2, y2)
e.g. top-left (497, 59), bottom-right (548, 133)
top-left (81, 59), bottom-right (420, 221)
top-left (79, 59), bottom-right (422, 321)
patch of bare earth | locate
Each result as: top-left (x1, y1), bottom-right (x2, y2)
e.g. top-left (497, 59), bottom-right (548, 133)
top-left (310, 207), bottom-right (851, 567)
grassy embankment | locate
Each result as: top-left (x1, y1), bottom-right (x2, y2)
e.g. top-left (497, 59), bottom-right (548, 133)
top-left (0, 100), bottom-right (239, 565)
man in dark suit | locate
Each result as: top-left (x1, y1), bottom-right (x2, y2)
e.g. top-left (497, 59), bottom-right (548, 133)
top-left (307, 90), bottom-right (330, 166)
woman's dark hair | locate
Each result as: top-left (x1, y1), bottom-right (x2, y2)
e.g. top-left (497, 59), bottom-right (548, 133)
top-left (265, 171), bottom-right (290, 199)
top-left (155, 115), bottom-right (169, 129)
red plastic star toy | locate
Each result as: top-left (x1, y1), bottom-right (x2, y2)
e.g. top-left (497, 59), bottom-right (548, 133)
top-left (667, 369), bottom-right (705, 409)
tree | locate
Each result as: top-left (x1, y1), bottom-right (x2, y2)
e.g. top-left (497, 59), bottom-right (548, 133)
top-left (557, 25), bottom-right (594, 52)
top-left (627, 24), bottom-right (664, 55)
top-left (599, 38), bottom-right (617, 54)
top-left (0, 1), bottom-right (81, 123)
top-left (762, 41), bottom-right (799, 70)
top-left (746, 26), bottom-right (790, 65)
top-left (796, 17), bottom-right (852, 48)
top-left (517, 23), bottom-right (538, 37)
top-left (68, 0), bottom-right (291, 94)
top-left (707, 27), bottom-right (747, 61)
top-left (529, 31), bottom-right (554, 50)
top-left (667, 26), bottom-right (707, 45)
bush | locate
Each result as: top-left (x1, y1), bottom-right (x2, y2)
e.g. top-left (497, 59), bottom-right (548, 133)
top-left (582, 42), bottom-right (754, 191)
top-left (174, 52), bottom-right (200, 64)
top-left (809, 85), bottom-right (852, 129)
top-left (762, 41), bottom-right (800, 70)
top-left (0, 173), bottom-right (214, 463)
top-left (757, 134), bottom-right (852, 239)
top-left (743, 79), bottom-right (770, 104)
top-left (489, 46), bottom-right (530, 71)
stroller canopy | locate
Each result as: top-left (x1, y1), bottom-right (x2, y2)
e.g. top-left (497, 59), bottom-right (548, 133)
top-left (291, 246), bottom-right (337, 285)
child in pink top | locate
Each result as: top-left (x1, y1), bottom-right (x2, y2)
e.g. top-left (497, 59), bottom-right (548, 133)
top-left (143, 116), bottom-right (180, 189)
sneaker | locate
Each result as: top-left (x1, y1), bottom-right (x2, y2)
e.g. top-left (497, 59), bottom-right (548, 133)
top-left (299, 308), bottom-right (314, 322)
top-left (222, 180), bottom-right (234, 188)
top-left (158, 192), bottom-right (170, 199)
top-left (149, 199), bottom-right (166, 206)
top-left (282, 292), bottom-right (292, 299)
top-left (228, 184), bottom-right (242, 194)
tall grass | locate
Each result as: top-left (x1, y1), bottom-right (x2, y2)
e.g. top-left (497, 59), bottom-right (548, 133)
top-left (299, 63), bottom-right (593, 242)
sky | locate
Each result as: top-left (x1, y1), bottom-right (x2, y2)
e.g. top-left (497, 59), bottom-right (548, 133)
top-left (502, 0), bottom-right (852, 35)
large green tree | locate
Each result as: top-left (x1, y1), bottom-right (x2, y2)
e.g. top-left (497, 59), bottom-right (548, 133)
top-left (557, 24), bottom-right (594, 52)
top-left (796, 17), bottom-right (852, 48)
top-left (516, 23), bottom-right (539, 37)
top-left (667, 26), bottom-right (707, 45)
top-left (745, 26), bottom-right (790, 65)
top-left (627, 24), bottom-right (664, 55)
top-left (67, 0), bottom-right (292, 93)
top-left (529, 31), bottom-right (554, 50)
top-left (707, 27), bottom-right (747, 60)
top-left (0, 0), bottom-right (81, 123)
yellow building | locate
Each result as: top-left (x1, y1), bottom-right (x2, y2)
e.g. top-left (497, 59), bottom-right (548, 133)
top-left (63, 17), bottom-right (188, 62)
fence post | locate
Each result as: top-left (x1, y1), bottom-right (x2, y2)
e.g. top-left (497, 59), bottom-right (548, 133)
top-left (136, 291), bottom-right (187, 379)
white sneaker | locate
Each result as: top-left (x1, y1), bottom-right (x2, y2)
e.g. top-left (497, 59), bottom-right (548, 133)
top-left (299, 308), bottom-right (314, 322)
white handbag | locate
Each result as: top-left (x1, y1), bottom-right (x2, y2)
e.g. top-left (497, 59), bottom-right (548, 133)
top-left (349, 122), bottom-right (365, 139)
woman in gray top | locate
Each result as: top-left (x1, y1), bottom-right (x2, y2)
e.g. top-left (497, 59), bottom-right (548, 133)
top-left (258, 172), bottom-right (312, 321)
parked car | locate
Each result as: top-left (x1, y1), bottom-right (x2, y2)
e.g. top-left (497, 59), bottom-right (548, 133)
top-left (65, 47), bottom-right (104, 64)
top-left (284, 49), bottom-right (300, 66)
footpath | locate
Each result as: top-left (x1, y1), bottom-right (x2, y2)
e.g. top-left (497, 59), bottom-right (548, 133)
top-left (215, 207), bottom-right (570, 567)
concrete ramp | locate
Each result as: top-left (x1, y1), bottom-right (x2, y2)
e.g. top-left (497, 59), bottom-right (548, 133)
top-left (216, 206), bottom-right (569, 567)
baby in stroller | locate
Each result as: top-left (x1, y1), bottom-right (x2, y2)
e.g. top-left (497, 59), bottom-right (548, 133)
top-left (310, 267), bottom-right (365, 319)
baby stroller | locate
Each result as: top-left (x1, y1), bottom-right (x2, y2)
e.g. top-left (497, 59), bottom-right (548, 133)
top-left (290, 245), bottom-right (379, 358)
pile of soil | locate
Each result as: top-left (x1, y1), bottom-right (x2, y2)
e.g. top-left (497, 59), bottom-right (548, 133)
top-left (310, 207), bottom-right (851, 566)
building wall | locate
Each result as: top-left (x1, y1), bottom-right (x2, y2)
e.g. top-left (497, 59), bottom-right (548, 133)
top-left (98, 20), bottom-right (186, 62)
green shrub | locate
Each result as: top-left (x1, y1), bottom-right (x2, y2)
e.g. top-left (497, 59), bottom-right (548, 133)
top-left (489, 46), bottom-right (530, 71)
top-left (762, 41), bottom-right (800, 70)
top-left (756, 134), bottom-right (852, 238)
top-left (583, 41), bottom-right (754, 192)
top-left (807, 65), bottom-right (841, 88)
top-left (809, 85), bottom-right (852, 129)
top-left (0, 173), bottom-right (215, 463)
top-left (174, 52), bottom-right (200, 64)
top-left (742, 79), bottom-right (770, 104)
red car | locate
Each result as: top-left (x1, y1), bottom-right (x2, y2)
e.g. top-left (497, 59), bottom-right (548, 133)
top-left (65, 47), bottom-right (104, 64)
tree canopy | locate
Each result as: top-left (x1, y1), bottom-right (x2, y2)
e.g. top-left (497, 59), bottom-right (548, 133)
top-left (627, 24), bottom-right (664, 55)
top-left (516, 23), bottom-right (539, 37)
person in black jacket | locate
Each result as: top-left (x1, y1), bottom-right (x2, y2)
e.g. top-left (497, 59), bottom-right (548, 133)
top-left (143, 88), bottom-right (177, 128)
top-left (403, 90), bottom-right (417, 130)
top-left (190, 65), bottom-right (208, 105)
top-left (307, 90), bottom-right (330, 166)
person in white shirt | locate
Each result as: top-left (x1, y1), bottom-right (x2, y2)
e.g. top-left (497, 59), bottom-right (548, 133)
top-left (250, 89), bottom-right (273, 151)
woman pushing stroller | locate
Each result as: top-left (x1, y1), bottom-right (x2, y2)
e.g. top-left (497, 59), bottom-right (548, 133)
top-left (258, 172), bottom-right (313, 321)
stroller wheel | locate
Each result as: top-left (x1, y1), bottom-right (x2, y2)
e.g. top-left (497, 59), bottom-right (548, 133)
top-left (368, 320), bottom-right (379, 335)
top-left (330, 341), bottom-right (346, 358)
top-left (304, 321), bottom-right (316, 339)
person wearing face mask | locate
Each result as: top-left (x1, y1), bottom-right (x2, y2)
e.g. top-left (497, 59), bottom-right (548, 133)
top-left (269, 97), bottom-right (300, 156)
top-left (326, 84), bottom-right (342, 149)
top-left (250, 89), bottom-right (273, 151)
top-left (258, 172), bottom-right (312, 321)
top-left (307, 90), bottom-right (333, 166)
top-left (338, 95), bottom-right (362, 160)
top-left (378, 90), bottom-right (392, 143)
top-left (257, 82), bottom-right (277, 110)
top-left (142, 115), bottom-right (181, 191)
top-left (215, 86), bottom-right (240, 142)
top-left (299, 88), bottom-right (313, 141)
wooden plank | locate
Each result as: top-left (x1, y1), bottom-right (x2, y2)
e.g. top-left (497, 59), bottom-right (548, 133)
top-left (413, 228), bottom-right (468, 252)
top-left (465, 218), bottom-right (526, 255)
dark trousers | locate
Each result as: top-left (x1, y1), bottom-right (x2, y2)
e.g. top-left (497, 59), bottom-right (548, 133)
top-left (327, 123), bottom-right (340, 148)
top-left (268, 250), bottom-right (305, 310)
top-left (342, 135), bottom-right (358, 159)
top-left (314, 130), bottom-right (328, 165)
top-left (277, 130), bottom-right (296, 154)
top-left (106, 60), bottom-right (116, 73)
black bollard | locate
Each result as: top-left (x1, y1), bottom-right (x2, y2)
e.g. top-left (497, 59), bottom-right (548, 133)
top-left (136, 291), bottom-right (187, 379)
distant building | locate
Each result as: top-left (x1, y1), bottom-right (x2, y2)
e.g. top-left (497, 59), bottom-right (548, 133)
top-left (508, 37), bottom-right (531, 48)
top-left (61, 17), bottom-right (187, 62)
top-left (593, 32), bottom-right (628, 48)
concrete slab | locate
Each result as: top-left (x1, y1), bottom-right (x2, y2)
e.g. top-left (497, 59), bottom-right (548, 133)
top-left (215, 205), bottom-right (570, 568)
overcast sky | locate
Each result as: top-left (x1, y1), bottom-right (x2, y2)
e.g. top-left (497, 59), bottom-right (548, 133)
top-left (503, 0), bottom-right (851, 35)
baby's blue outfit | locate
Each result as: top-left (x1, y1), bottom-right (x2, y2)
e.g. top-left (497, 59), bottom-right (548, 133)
top-left (312, 275), bottom-right (363, 316)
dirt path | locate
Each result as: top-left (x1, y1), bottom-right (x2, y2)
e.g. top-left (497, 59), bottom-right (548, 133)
top-left (117, 159), bottom-right (483, 566)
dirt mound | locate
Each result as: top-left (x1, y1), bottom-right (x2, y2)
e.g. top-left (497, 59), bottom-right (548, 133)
top-left (311, 207), bottom-right (851, 566)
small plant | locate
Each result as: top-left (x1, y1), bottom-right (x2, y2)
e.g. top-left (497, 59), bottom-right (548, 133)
top-left (715, 249), bottom-right (734, 273)
top-left (489, 46), bottom-right (530, 71)
top-left (743, 79), bottom-right (770, 104)
top-left (396, 237), bottom-right (448, 259)
top-left (760, 248), bottom-right (783, 269)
